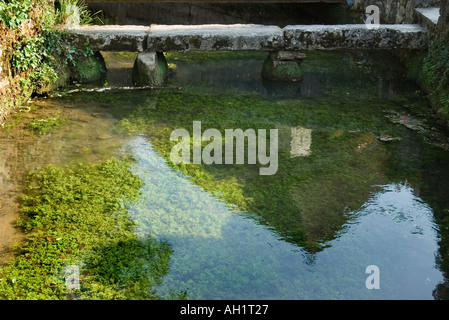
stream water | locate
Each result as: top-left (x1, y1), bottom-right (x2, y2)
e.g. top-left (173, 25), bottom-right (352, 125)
top-left (1, 49), bottom-right (449, 299)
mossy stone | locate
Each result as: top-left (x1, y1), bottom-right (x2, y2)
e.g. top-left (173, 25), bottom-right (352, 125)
top-left (261, 57), bottom-right (304, 82)
top-left (34, 55), bottom-right (71, 95)
top-left (132, 52), bottom-right (169, 87)
top-left (70, 51), bottom-right (107, 84)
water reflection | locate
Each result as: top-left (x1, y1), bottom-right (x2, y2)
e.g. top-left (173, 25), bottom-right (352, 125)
top-left (290, 126), bottom-right (312, 158)
top-left (102, 50), bottom-right (414, 99)
top-left (127, 137), bottom-right (443, 299)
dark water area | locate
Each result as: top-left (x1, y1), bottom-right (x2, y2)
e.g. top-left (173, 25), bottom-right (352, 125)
top-left (2, 49), bottom-right (449, 299)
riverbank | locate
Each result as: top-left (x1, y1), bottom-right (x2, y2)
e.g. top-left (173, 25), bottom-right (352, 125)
top-left (0, 0), bottom-right (106, 124)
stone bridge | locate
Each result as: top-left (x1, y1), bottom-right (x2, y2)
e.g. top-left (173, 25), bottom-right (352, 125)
top-left (65, 22), bottom-right (428, 85)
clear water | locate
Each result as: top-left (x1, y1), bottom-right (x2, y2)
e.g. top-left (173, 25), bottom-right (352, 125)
top-left (1, 50), bottom-right (449, 299)
top-left (127, 137), bottom-right (442, 299)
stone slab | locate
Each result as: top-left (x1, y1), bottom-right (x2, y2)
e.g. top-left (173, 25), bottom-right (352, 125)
top-left (146, 24), bottom-right (285, 52)
top-left (65, 25), bottom-right (151, 52)
top-left (65, 23), bottom-right (428, 52)
top-left (283, 24), bottom-right (428, 50)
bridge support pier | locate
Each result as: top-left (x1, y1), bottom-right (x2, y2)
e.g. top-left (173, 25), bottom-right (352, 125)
top-left (262, 51), bottom-right (306, 82)
top-left (132, 51), bottom-right (169, 86)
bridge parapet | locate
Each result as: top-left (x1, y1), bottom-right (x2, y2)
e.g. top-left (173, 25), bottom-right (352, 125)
top-left (64, 23), bottom-right (428, 85)
top-left (66, 23), bottom-right (428, 52)
top-left (284, 24), bottom-right (428, 50)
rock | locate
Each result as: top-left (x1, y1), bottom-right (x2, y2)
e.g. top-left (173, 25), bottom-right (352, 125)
top-left (70, 51), bottom-right (107, 84)
top-left (262, 59), bottom-right (304, 82)
top-left (262, 51), bottom-right (304, 82)
top-left (132, 52), bottom-right (168, 86)
top-left (270, 51), bottom-right (307, 61)
top-left (97, 134), bottom-right (112, 140)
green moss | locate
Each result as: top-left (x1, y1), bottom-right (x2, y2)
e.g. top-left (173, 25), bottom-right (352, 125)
top-left (0, 158), bottom-right (173, 300)
top-left (262, 58), bottom-right (304, 81)
top-left (212, 39), bottom-right (232, 50)
top-left (27, 115), bottom-right (66, 135)
top-left (114, 89), bottom-right (395, 252)
top-left (132, 52), bottom-right (168, 86)
top-left (188, 36), bottom-right (202, 49)
top-left (421, 36), bottom-right (449, 127)
top-left (70, 51), bottom-right (107, 84)
top-left (163, 37), bottom-right (184, 51)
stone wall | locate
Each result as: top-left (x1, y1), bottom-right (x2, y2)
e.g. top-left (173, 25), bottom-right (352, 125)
top-left (87, 2), bottom-right (349, 26)
top-left (350, 0), bottom-right (442, 23)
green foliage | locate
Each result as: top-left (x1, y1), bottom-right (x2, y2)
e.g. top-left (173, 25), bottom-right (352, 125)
top-left (422, 33), bottom-right (449, 126)
top-left (0, 0), bottom-right (32, 30)
top-left (0, 158), bottom-right (172, 300)
top-left (55, 0), bottom-right (102, 26)
top-left (0, 0), bottom-right (98, 102)
top-left (12, 36), bottom-right (45, 72)
top-left (29, 61), bottom-right (59, 91)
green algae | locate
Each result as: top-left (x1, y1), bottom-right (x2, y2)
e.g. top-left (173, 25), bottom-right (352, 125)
top-left (70, 51), bottom-right (107, 84)
top-left (0, 158), bottom-right (173, 300)
top-left (2, 49), bottom-right (448, 299)
top-left (107, 50), bottom-right (444, 253)
top-left (27, 115), bottom-right (66, 135)
top-left (114, 89), bottom-right (395, 252)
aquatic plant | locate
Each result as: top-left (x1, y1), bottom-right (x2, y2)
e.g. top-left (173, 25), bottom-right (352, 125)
top-left (0, 158), bottom-right (172, 300)
top-left (27, 115), bottom-right (66, 134)
top-left (114, 86), bottom-right (396, 252)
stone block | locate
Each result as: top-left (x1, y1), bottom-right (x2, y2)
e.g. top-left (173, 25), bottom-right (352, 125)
top-left (262, 58), bottom-right (304, 82)
top-left (146, 24), bottom-right (284, 52)
top-left (132, 52), bottom-right (168, 86)
top-left (65, 25), bottom-right (150, 52)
